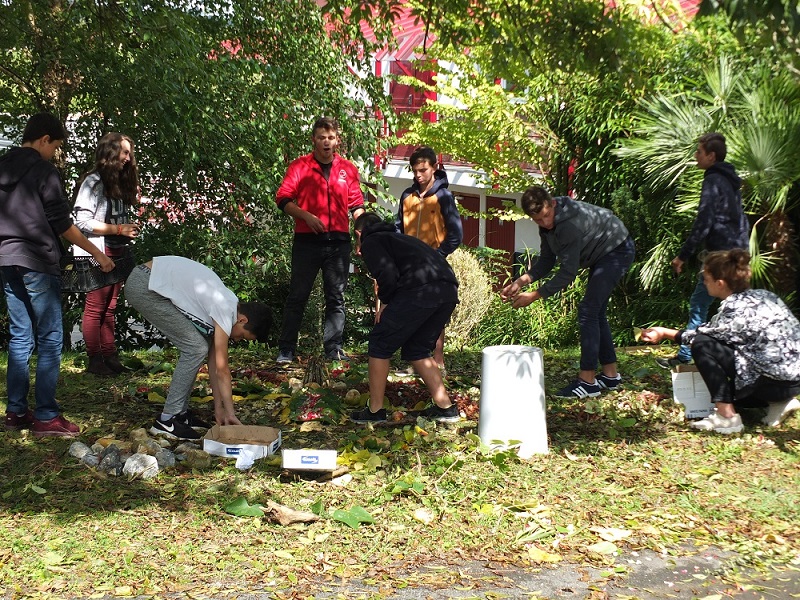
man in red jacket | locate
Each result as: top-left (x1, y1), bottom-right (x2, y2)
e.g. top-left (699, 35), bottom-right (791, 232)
top-left (275, 117), bottom-right (364, 363)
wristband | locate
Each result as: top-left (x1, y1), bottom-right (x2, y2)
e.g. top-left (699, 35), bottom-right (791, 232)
top-left (117, 224), bottom-right (122, 235)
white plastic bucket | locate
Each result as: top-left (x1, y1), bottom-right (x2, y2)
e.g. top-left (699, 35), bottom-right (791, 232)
top-left (478, 345), bottom-right (548, 457)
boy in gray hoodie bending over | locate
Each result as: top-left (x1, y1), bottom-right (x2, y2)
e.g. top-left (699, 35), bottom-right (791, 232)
top-left (500, 186), bottom-right (634, 399)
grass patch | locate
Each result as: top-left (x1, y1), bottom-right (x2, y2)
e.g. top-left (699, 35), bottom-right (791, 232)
top-left (1, 345), bottom-right (799, 597)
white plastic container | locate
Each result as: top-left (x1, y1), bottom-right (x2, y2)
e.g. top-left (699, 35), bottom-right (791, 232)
top-left (478, 345), bottom-right (548, 457)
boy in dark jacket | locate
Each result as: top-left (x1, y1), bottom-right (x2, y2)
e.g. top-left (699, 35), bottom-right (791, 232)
top-left (658, 132), bottom-right (749, 368)
top-left (0, 112), bottom-right (114, 437)
top-left (501, 186), bottom-right (635, 399)
top-left (350, 213), bottom-right (460, 424)
top-left (395, 146), bottom-right (463, 373)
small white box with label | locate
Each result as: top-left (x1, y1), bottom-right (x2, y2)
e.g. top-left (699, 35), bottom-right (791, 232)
top-left (281, 449), bottom-right (338, 471)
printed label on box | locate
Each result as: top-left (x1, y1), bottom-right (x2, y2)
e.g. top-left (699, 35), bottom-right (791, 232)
top-left (671, 368), bottom-right (715, 419)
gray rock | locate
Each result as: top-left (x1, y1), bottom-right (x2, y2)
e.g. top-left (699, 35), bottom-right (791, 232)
top-left (129, 428), bottom-right (150, 442)
top-left (135, 438), bottom-right (163, 456)
top-left (174, 442), bottom-right (201, 454)
top-left (155, 448), bottom-right (176, 469)
top-left (98, 445), bottom-right (123, 476)
top-left (123, 453), bottom-right (159, 480)
top-left (69, 441), bottom-right (93, 460)
top-left (81, 453), bottom-right (100, 467)
top-left (181, 448), bottom-right (212, 469)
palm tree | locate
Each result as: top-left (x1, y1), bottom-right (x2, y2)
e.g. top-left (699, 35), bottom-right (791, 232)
top-left (616, 56), bottom-right (800, 300)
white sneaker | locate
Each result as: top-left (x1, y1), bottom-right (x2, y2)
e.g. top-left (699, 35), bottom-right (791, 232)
top-left (690, 411), bottom-right (743, 434)
top-left (762, 397), bottom-right (800, 427)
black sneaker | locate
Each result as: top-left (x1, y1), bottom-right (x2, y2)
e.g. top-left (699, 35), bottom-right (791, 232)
top-left (276, 349), bottom-right (294, 364)
top-left (350, 407), bottom-right (387, 424)
top-left (149, 416), bottom-right (201, 441)
top-left (596, 373), bottom-right (622, 390)
top-left (325, 348), bottom-right (350, 361)
top-left (554, 379), bottom-right (602, 399)
top-left (176, 410), bottom-right (211, 430)
top-left (655, 355), bottom-right (691, 369)
top-left (419, 403), bottom-right (460, 423)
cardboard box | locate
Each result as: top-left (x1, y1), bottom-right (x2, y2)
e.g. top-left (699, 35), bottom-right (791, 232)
top-left (282, 449), bottom-right (338, 471)
top-left (203, 425), bottom-right (281, 459)
top-left (671, 365), bottom-right (714, 419)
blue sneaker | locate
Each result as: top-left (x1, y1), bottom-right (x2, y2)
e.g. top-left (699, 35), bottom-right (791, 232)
top-left (554, 379), bottom-right (602, 399)
top-left (276, 349), bottom-right (294, 364)
top-left (596, 373), bottom-right (622, 391)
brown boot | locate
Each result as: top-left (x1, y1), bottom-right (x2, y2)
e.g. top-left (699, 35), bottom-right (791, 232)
top-left (87, 355), bottom-right (115, 376)
top-left (103, 352), bottom-right (128, 374)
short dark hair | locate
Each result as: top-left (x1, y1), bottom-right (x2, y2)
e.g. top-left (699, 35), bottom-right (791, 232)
top-left (354, 211), bottom-right (384, 233)
top-left (312, 117), bottom-right (339, 136)
top-left (238, 302), bottom-right (273, 343)
top-left (520, 186), bottom-right (554, 216)
top-left (409, 146), bottom-right (437, 168)
top-left (703, 249), bottom-right (751, 293)
top-left (22, 113), bottom-right (68, 143)
top-left (698, 132), bottom-right (726, 162)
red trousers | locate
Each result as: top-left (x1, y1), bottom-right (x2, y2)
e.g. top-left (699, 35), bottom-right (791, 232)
top-left (81, 246), bottom-right (124, 356)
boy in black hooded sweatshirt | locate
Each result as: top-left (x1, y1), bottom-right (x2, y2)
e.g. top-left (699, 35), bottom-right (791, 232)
top-left (657, 132), bottom-right (750, 369)
top-left (350, 212), bottom-right (460, 424)
top-left (0, 112), bottom-right (114, 437)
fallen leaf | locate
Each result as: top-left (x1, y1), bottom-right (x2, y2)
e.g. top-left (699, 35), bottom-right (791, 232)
top-left (590, 526), bottom-right (632, 542)
top-left (528, 546), bottom-right (562, 563)
top-left (587, 541), bottom-right (618, 555)
top-left (300, 421), bottom-right (324, 432)
top-left (224, 497), bottom-right (265, 517)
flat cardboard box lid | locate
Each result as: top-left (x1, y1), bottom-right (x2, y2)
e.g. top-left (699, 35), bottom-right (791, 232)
top-left (204, 425), bottom-right (280, 445)
top-left (674, 364), bottom-right (699, 373)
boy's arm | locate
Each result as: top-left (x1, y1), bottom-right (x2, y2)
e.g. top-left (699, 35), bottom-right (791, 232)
top-left (61, 225), bottom-right (115, 272)
top-left (438, 191), bottom-right (463, 256)
top-left (208, 322), bottom-right (241, 426)
top-left (677, 177), bottom-right (716, 262)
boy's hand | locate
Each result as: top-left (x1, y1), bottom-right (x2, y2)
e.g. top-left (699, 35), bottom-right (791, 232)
top-left (215, 408), bottom-right (241, 426)
top-left (511, 291), bottom-right (536, 309)
top-left (97, 254), bottom-right (115, 272)
top-left (500, 280), bottom-right (521, 303)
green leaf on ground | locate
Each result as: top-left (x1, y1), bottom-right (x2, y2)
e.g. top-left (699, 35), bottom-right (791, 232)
top-left (225, 497), bottom-right (265, 517)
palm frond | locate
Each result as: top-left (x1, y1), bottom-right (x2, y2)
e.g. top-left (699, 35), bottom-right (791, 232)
top-left (639, 235), bottom-right (680, 291)
top-left (615, 94), bottom-right (711, 189)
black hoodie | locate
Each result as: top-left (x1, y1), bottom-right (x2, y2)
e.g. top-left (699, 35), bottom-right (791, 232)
top-left (0, 146), bottom-right (73, 275)
top-left (359, 222), bottom-right (458, 307)
top-left (678, 161), bottom-right (749, 261)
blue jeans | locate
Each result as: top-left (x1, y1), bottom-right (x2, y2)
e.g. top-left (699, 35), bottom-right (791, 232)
top-left (677, 273), bottom-right (714, 362)
top-left (578, 236), bottom-right (635, 372)
top-left (278, 238), bottom-right (351, 354)
top-left (1, 267), bottom-right (64, 420)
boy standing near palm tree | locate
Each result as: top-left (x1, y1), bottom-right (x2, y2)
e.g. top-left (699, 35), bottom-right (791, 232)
top-left (657, 132), bottom-right (749, 369)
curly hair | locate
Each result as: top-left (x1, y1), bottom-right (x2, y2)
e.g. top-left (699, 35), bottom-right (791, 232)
top-left (86, 132), bottom-right (140, 205)
top-left (703, 249), bottom-right (751, 293)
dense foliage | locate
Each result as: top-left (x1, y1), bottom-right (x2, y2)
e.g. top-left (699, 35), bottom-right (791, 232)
top-left (0, 0), bottom-right (391, 350)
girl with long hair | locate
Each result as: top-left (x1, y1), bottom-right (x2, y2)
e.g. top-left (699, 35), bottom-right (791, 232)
top-left (73, 132), bottom-right (141, 375)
